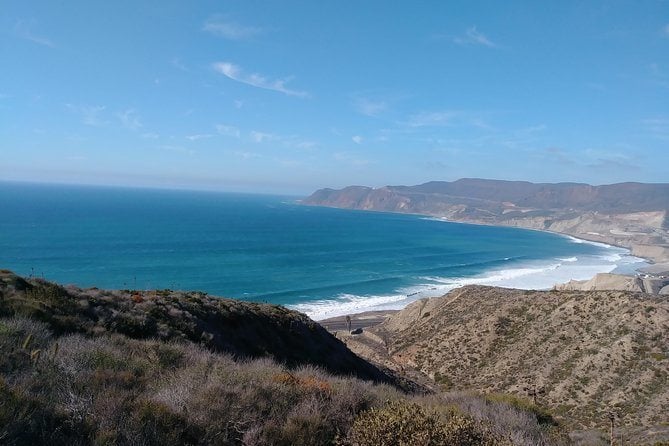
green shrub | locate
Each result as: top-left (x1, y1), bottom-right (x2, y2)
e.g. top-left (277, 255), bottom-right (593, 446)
top-left (336, 400), bottom-right (503, 446)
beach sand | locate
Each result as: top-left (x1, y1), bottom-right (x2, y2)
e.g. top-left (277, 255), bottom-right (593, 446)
top-left (318, 310), bottom-right (398, 333)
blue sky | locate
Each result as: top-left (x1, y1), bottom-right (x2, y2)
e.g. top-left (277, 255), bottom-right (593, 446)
top-left (2, 1), bottom-right (668, 194)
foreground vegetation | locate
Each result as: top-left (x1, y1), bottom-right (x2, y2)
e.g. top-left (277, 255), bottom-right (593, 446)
top-left (0, 270), bottom-right (571, 445)
top-left (0, 316), bottom-right (572, 445)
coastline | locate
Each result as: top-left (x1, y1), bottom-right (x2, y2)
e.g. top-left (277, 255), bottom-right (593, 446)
top-left (424, 214), bottom-right (668, 267)
top-left (316, 230), bottom-right (666, 330)
top-left (295, 218), bottom-right (651, 321)
top-left (292, 204), bottom-right (669, 321)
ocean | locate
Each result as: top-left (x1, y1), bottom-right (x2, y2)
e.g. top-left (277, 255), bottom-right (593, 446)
top-left (0, 182), bottom-right (647, 320)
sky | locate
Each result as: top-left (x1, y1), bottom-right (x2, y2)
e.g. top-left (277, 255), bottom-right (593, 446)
top-left (1, 1), bottom-right (668, 194)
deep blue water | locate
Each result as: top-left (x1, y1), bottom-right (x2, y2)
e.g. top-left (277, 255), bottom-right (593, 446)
top-left (0, 182), bottom-right (644, 319)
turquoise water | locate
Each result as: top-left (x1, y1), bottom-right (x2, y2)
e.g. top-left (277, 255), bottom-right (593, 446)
top-left (0, 182), bottom-right (644, 319)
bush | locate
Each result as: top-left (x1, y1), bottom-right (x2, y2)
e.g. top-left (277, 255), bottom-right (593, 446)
top-left (485, 393), bottom-right (557, 426)
top-left (336, 400), bottom-right (504, 446)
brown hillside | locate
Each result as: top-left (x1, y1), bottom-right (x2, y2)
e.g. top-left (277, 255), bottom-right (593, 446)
top-left (349, 286), bottom-right (669, 431)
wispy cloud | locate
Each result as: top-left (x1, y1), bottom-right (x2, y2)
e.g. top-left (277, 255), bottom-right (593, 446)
top-left (186, 134), bottom-right (213, 141)
top-left (212, 62), bottom-right (308, 98)
top-left (663, 23), bottom-right (669, 37)
top-left (352, 135), bottom-right (363, 145)
top-left (117, 109), bottom-right (142, 130)
top-left (354, 98), bottom-right (387, 117)
top-left (216, 124), bottom-right (240, 138)
top-left (203, 16), bottom-right (262, 40)
top-left (66, 104), bottom-right (108, 126)
top-left (250, 131), bottom-right (279, 143)
top-left (141, 132), bottom-right (159, 139)
top-left (453, 26), bottom-right (498, 48)
top-left (14, 19), bottom-right (55, 48)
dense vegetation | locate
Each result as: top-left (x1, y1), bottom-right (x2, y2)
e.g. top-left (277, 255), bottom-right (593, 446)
top-left (0, 270), bottom-right (570, 445)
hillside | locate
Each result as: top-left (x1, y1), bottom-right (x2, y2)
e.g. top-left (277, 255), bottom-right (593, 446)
top-left (0, 270), bottom-right (570, 445)
top-left (0, 269), bottom-right (391, 383)
top-left (337, 286), bottom-right (669, 440)
top-left (303, 179), bottom-right (669, 264)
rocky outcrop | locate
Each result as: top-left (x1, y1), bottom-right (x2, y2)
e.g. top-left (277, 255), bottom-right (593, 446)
top-left (555, 273), bottom-right (644, 292)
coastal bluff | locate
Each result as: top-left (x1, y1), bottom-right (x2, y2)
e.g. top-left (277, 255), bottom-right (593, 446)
top-left (303, 178), bottom-right (669, 264)
top-left (555, 272), bottom-right (669, 294)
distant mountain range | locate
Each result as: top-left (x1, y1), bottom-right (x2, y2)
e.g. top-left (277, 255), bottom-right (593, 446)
top-left (303, 179), bottom-right (669, 263)
top-left (304, 178), bottom-right (669, 215)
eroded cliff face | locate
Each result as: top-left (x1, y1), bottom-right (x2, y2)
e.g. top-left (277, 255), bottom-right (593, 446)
top-left (302, 179), bottom-right (669, 263)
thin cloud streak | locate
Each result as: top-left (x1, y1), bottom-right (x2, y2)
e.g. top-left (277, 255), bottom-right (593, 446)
top-left (354, 98), bottom-right (387, 117)
top-left (212, 62), bottom-right (309, 98)
top-left (14, 20), bottom-right (55, 48)
top-left (453, 26), bottom-right (498, 48)
top-left (250, 131), bottom-right (279, 143)
top-left (186, 134), bottom-right (213, 141)
top-left (66, 104), bottom-right (108, 127)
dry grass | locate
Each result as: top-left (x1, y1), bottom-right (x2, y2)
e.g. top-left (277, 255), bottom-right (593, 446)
top-left (0, 315), bottom-right (569, 445)
top-left (353, 286), bottom-right (669, 443)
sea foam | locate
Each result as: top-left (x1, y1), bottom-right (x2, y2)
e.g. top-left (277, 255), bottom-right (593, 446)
top-left (295, 246), bottom-right (647, 320)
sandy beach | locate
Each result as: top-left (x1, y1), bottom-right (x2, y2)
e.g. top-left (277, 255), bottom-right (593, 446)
top-left (318, 310), bottom-right (398, 333)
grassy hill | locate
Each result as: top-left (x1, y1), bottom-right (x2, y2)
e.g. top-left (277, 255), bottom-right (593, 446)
top-left (0, 270), bottom-right (569, 445)
top-left (0, 269), bottom-right (391, 383)
top-left (341, 286), bottom-right (669, 443)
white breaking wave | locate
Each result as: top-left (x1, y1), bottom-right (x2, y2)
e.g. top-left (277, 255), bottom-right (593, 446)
top-left (292, 246), bottom-right (648, 321)
top-left (290, 293), bottom-right (413, 321)
top-left (564, 235), bottom-right (613, 249)
top-left (557, 257), bottom-right (578, 262)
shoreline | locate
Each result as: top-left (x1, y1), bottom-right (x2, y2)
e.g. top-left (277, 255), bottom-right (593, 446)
top-left (425, 214), bottom-right (666, 267)
top-left (297, 230), bottom-right (649, 321)
top-left (298, 211), bottom-right (668, 321)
